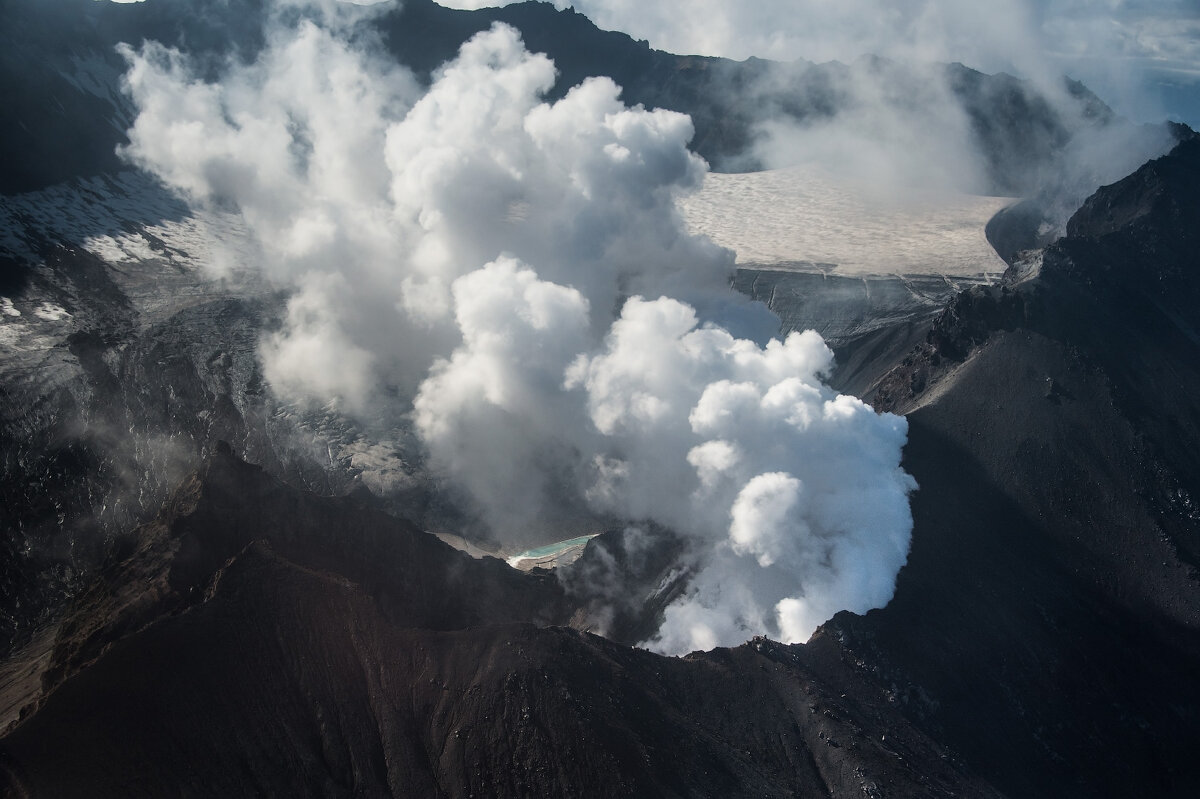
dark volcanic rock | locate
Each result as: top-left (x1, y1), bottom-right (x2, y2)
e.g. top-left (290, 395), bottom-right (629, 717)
top-left (845, 136), bottom-right (1200, 797)
top-left (0, 172), bottom-right (433, 653)
top-left (37, 445), bottom-right (570, 695)
top-left (0, 450), bottom-right (999, 798)
top-left (732, 267), bottom-right (986, 397)
top-left (558, 523), bottom-right (691, 644)
top-left (0, 0), bottom-right (268, 194)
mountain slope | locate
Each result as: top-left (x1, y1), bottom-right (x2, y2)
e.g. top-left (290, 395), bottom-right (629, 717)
top-left (829, 136), bottom-right (1200, 797)
top-left (0, 446), bottom-right (999, 798)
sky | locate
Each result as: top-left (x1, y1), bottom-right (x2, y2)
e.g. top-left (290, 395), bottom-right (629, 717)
top-left (436, 0), bottom-right (1200, 129)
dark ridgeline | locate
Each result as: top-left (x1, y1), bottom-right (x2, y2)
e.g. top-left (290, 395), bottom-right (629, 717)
top-left (858, 135), bottom-right (1200, 797)
top-left (0, 444), bottom-right (997, 797)
top-left (2, 1), bottom-right (1200, 796)
top-left (2, 0), bottom-right (1121, 195)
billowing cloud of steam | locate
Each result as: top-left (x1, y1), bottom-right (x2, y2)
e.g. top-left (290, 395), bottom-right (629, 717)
top-left (119, 0), bottom-right (916, 652)
top-left (566, 298), bottom-right (915, 651)
top-left (120, 6), bottom-right (762, 405)
top-left (417, 264), bottom-right (915, 651)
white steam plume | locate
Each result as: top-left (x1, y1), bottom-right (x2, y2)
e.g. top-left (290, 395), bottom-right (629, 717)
top-left (119, 1), bottom-right (915, 652)
top-left (414, 264), bottom-right (916, 651)
top-left (565, 297), bottom-right (916, 651)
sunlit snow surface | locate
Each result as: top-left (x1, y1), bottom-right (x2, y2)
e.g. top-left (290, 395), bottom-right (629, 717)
top-left (680, 164), bottom-right (1013, 277)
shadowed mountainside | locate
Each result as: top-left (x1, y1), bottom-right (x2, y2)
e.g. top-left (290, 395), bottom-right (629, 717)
top-left (829, 136), bottom-right (1200, 797)
top-left (0, 445), bottom-right (998, 798)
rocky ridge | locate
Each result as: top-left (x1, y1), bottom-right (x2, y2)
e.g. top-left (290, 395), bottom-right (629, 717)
top-left (836, 136), bottom-right (1200, 797)
top-left (0, 445), bottom-right (997, 798)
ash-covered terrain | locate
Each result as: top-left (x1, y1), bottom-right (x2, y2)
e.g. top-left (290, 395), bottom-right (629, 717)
top-left (2, 0), bottom-right (1200, 797)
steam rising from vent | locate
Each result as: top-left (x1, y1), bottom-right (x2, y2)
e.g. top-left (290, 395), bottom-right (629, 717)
top-left (564, 298), bottom-right (916, 652)
top-left (118, 0), bottom-right (916, 652)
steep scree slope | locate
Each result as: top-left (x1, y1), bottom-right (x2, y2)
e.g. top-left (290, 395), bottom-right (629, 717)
top-left (837, 136), bottom-right (1200, 798)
